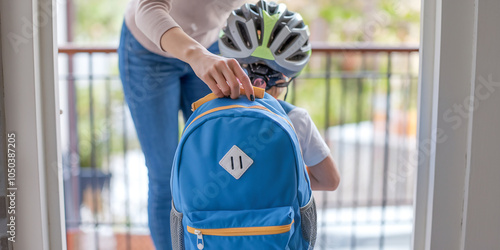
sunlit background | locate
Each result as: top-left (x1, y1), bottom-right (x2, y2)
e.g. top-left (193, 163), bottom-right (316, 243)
top-left (56, 0), bottom-right (420, 249)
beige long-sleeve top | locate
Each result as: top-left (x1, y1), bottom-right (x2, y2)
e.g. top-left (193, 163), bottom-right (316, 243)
top-left (125, 0), bottom-right (245, 57)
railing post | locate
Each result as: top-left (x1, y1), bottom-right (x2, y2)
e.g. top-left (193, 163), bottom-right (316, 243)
top-left (88, 52), bottom-right (101, 250)
top-left (319, 52), bottom-right (332, 249)
top-left (379, 51), bottom-right (392, 250)
top-left (350, 52), bottom-right (365, 249)
top-left (66, 52), bottom-right (81, 231)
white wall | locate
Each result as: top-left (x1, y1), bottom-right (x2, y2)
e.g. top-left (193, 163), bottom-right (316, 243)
top-left (0, 0), bottom-right (66, 249)
top-left (414, 0), bottom-right (500, 249)
top-left (462, 0), bottom-right (500, 248)
top-left (0, 8), bottom-right (9, 246)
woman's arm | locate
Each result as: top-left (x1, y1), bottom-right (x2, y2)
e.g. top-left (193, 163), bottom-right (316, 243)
top-left (135, 0), bottom-right (254, 100)
top-left (160, 27), bottom-right (254, 100)
top-left (307, 155), bottom-right (340, 191)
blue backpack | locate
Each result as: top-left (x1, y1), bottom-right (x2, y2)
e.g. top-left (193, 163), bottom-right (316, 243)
top-left (170, 88), bottom-right (317, 250)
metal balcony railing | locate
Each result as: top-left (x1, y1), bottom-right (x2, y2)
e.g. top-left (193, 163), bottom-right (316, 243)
top-left (58, 44), bottom-right (419, 250)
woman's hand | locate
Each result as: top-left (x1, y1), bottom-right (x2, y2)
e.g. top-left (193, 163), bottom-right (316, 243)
top-left (160, 27), bottom-right (254, 100)
top-left (188, 50), bottom-right (254, 100)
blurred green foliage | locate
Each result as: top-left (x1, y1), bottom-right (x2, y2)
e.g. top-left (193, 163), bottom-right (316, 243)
top-left (74, 0), bottom-right (126, 43)
top-left (72, 0), bottom-right (420, 44)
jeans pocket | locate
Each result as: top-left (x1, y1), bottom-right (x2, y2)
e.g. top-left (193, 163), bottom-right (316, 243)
top-left (171, 202), bottom-right (185, 250)
top-left (300, 196), bottom-right (317, 249)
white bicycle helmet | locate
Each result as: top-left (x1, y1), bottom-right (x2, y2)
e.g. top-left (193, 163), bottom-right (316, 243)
top-left (219, 0), bottom-right (311, 89)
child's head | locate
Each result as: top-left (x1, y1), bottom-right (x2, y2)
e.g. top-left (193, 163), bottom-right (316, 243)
top-left (240, 62), bottom-right (289, 98)
top-left (219, 0), bottom-right (311, 98)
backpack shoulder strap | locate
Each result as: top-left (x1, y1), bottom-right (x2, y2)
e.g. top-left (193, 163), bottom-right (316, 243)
top-left (278, 100), bottom-right (296, 114)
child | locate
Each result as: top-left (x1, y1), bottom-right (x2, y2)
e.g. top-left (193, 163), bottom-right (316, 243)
top-left (219, 0), bottom-right (340, 191)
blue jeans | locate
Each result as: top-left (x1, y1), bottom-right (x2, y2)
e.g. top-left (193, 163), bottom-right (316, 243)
top-left (118, 22), bottom-right (216, 249)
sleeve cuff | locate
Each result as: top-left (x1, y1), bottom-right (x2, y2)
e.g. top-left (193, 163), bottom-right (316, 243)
top-left (151, 17), bottom-right (180, 52)
top-left (135, 6), bottom-right (180, 52)
top-left (304, 149), bottom-right (330, 167)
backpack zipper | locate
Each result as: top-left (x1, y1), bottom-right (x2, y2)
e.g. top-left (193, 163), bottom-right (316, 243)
top-left (187, 220), bottom-right (294, 250)
top-left (194, 230), bottom-right (204, 250)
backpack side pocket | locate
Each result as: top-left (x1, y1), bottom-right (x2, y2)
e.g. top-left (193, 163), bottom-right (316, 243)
top-left (300, 197), bottom-right (317, 249)
top-left (171, 202), bottom-right (185, 250)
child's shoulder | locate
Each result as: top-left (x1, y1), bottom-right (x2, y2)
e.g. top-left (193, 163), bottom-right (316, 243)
top-left (277, 100), bottom-right (309, 117)
top-left (277, 100), bottom-right (313, 129)
top-left (277, 100), bottom-right (299, 115)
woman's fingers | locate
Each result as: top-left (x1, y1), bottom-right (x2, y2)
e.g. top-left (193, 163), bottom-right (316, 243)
top-left (210, 68), bottom-right (231, 96)
top-left (228, 59), bottom-right (254, 101)
top-left (219, 61), bottom-right (241, 99)
top-left (203, 75), bottom-right (224, 98)
top-left (193, 53), bottom-right (254, 100)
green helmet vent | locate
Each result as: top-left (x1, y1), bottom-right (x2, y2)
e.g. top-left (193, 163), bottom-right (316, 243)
top-left (250, 10), bottom-right (279, 60)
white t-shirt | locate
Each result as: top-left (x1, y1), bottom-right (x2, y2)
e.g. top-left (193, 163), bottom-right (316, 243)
top-left (287, 107), bottom-right (331, 167)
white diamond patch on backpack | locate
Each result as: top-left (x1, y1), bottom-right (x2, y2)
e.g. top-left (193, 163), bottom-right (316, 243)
top-left (219, 145), bottom-right (253, 179)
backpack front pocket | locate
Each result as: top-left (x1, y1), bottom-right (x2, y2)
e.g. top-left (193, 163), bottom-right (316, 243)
top-left (184, 206), bottom-right (295, 250)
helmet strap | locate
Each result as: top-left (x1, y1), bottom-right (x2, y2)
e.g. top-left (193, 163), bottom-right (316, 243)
top-left (282, 76), bottom-right (297, 102)
top-left (283, 86), bottom-right (289, 102)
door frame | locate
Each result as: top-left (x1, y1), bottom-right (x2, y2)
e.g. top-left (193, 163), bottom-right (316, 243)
top-left (0, 0), bottom-right (66, 249)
